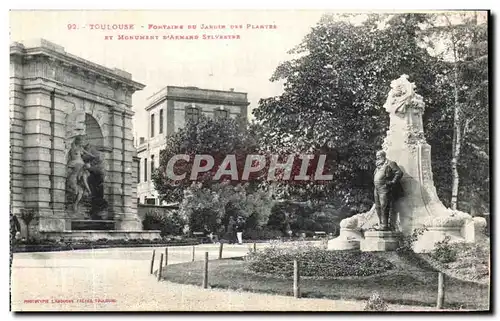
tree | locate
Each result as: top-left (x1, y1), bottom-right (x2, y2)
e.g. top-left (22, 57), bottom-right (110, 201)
top-left (142, 209), bottom-right (185, 237)
top-left (19, 208), bottom-right (36, 240)
top-left (153, 115), bottom-right (274, 233)
top-left (180, 181), bottom-right (274, 235)
top-left (422, 12), bottom-right (489, 211)
top-left (152, 115), bottom-right (260, 203)
top-left (253, 13), bottom-right (445, 210)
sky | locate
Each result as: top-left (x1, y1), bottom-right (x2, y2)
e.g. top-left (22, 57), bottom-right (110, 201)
top-left (9, 10), bottom-right (331, 140)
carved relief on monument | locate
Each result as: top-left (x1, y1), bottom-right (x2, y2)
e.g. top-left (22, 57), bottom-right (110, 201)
top-left (383, 74), bottom-right (425, 116)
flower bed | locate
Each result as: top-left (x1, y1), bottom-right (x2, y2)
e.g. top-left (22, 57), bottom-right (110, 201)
top-left (246, 242), bottom-right (394, 278)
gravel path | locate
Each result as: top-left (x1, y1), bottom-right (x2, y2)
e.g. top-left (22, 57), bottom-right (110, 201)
top-left (10, 244), bottom-right (437, 312)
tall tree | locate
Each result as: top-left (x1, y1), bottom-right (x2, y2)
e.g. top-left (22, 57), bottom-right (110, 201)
top-left (422, 12), bottom-right (489, 211)
top-left (152, 115), bottom-right (259, 203)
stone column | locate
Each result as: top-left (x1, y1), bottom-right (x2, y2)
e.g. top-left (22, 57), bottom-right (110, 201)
top-left (118, 107), bottom-right (142, 230)
top-left (109, 106), bottom-right (141, 231)
top-left (53, 91), bottom-right (75, 230)
top-left (22, 87), bottom-right (65, 233)
top-left (108, 107), bottom-right (125, 220)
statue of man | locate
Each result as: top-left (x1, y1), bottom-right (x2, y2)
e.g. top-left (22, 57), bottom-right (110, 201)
top-left (373, 150), bottom-right (403, 231)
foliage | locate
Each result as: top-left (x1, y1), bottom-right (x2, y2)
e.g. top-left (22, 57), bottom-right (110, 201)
top-left (252, 13), bottom-right (451, 210)
top-left (252, 12), bottom-right (488, 214)
top-left (153, 115), bottom-right (260, 204)
top-left (13, 237), bottom-right (203, 252)
top-left (396, 226), bottom-right (428, 253)
top-left (19, 208), bottom-right (36, 226)
top-left (421, 12), bottom-right (489, 211)
top-left (430, 236), bottom-right (458, 263)
top-left (19, 208), bottom-right (37, 240)
top-left (152, 115), bottom-right (276, 235)
top-left (364, 292), bottom-right (389, 311)
top-left (180, 181), bottom-right (275, 235)
top-left (142, 209), bottom-right (186, 237)
top-left (266, 201), bottom-right (351, 236)
top-left (243, 228), bottom-right (283, 240)
top-left (246, 242), bottom-right (394, 278)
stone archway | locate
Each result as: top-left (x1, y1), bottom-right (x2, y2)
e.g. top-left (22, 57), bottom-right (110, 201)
top-left (85, 113), bottom-right (104, 148)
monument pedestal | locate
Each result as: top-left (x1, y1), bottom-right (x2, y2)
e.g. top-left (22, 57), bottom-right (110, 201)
top-left (360, 231), bottom-right (402, 252)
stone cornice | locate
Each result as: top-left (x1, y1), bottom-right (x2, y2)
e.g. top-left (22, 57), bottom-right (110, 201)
top-left (10, 39), bottom-right (145, 93)
top-left (111, 105), bottom-right (135, 117)
top-left (21, 77), bottom-right (129, 108)
top-left (145, 95), bottom-right (250, 111)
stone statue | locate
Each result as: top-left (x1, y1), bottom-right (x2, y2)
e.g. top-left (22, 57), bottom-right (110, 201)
top-left (383, 74), bottom-right (424, 116)
top-left (329, 75), bottom-right (478, 253)
top-left (373, 150), bottom-right (403, 231)
top-left (67, 135), bottom-right (95, 213)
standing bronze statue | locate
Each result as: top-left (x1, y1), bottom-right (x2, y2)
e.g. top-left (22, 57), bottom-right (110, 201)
top-left (373, 150), bottom-right (403, 231)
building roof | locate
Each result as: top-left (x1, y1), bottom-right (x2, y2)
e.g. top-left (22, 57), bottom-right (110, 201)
top-left (145, 85), bottom-right (249, 111)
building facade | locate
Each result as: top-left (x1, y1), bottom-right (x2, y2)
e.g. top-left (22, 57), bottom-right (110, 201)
top-left (10, 39), bottom-right (160, 240)
top-left (136, 86), bottom-right (249, 205)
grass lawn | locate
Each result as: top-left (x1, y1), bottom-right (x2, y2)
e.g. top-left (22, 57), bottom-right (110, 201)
top-left (160, 254), bottom-right (489, 310)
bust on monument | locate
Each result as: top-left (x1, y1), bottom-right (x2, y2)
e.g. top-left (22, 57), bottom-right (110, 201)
top-left (373, 150), bottom-right (403, 231)
top-left (383, 74), bottom-right (425, 116)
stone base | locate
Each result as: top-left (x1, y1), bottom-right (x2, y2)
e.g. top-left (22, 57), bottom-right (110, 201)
top-left (328, 239), bottom-right (360, 250)
top-left (71, 220), bottom-right (115, 230)
top-left (360, 230), bottom-right (402, 252)
top-left (40, 230), bottom-right (162, 241)
top-left (414, 226), bottom-right (464, 253)
top-left (328, 228), bottom-right (362, 250)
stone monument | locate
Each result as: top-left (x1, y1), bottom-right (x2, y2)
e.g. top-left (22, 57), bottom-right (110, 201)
top-left (10, 39), bottom-right (160, 241)
top-left (328, 75), bottom-right (484, 253)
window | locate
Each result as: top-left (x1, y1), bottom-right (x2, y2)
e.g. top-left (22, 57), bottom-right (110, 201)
top-left (144, 158), bottom-right (148, 182)
top-left (150, 155), bottom-right (155, 179)
top-left (137, 198), bottom-right (140, 205)
top-left (146, 198), bottom-right (156, 205)
top-left (150, 114), bottom-right (155, 137)
top-left (186, 106), bottom-right (201, 122)
top-left (215, 109), bottom-right (229, 119)
top-left (137, 160), bottom-right (140, 183)
top-left (159, 109), bottom-right (164, 134)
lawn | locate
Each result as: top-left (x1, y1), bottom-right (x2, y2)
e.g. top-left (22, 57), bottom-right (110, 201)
top-left (160, 254), bottom-right (490, 310)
